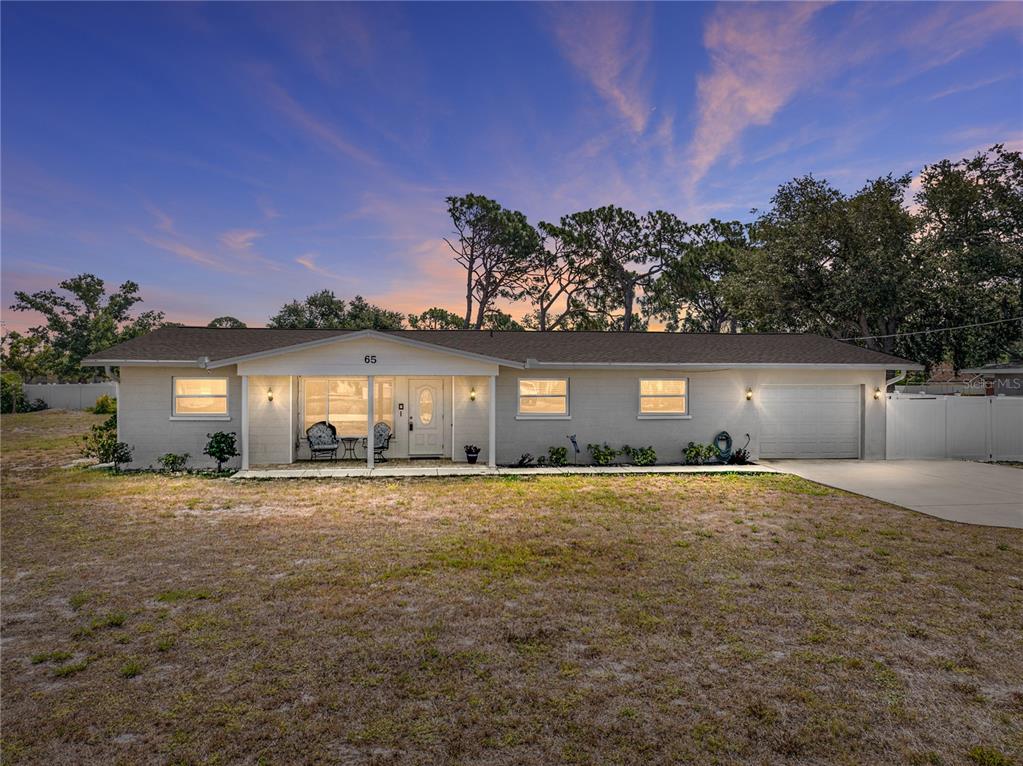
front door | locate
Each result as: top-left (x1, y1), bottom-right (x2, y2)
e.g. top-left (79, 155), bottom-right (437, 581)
top-left (409, 378), bottom-right (444, 456)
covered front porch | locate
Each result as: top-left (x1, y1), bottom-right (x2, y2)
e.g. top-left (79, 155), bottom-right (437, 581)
top-left (233, 331), bottom-right (505, 471)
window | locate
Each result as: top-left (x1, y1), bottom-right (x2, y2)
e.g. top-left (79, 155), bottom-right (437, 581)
top-left (639, 378), bottom-right (688, 417)
top-left (173, 377), bottom-right (228, 417)
top-left (417, 388), bottom-right (433, 425)
top-left (303, 377), bottom-right (393, 434)
top-left (518, 378), bottom-right (569, 417)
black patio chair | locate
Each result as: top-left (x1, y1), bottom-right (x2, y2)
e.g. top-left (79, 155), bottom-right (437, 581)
top-left (362, 421), bottom-right (393, 463)
top-left (306, 421), bottom-right (339, 460)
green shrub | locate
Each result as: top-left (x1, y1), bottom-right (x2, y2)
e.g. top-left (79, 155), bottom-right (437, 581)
top-left (157, 452), bottom-right (190, 472)
top-left (622, 445), bottom-right (657, 466)
top-left (683, 442), bottom-right (719, 465)
top-left (546, 446), bottom-right (568, 467)
top-left (88, 394), bottom-right (117, 414)
top-left (24, 398), bottom-right (48, 412)
top-left (204, 431), bottom-right (239, 472)
top-left (587, 442), bottom-right (619, 466)
top-left (1, 372), bottom-right (25, 414)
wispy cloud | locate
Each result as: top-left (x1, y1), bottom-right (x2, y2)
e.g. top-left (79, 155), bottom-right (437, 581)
top-left (259, 74), bottom-right (381, 167)
top-left (295, 252), bottom-right (349, 281)
top-left (686, 3), bottom-right (825, 190)
top-left (925, 74), bottom-right (1012, 102)
top-left (144, 203), bottom-right (175, 233)
top-left (545, 3), bottom-right (654, 134)
top-left (219, 228), bottom-right (263, 251)
top-left (140, 234), bottom-right (224, 270)
top-left (257, 196), bottom-right (281, 221)
top-left (685, 2), bottom-right (1023, 191)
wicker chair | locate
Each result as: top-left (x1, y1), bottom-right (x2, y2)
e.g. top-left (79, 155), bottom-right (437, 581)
top-left (306, 421), bottom-right (339, 460)
top-left (362, 421), bottom-right (393, 463)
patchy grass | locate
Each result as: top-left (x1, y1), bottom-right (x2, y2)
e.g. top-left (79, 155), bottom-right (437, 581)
top-left (2, 409), bottom-right (1021, 764)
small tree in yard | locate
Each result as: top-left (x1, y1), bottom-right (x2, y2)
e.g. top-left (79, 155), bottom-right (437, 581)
top-left (81, 414), bottom-right (132, 468)
top-left (204, 432), bottom-right (239, 472)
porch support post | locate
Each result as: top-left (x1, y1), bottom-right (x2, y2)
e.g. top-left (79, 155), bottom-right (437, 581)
top-left (240, 375), bottom-right (250, 471)
top-left (488, 375), bottom-right (497, 468)
top-left (366, 375), bottom-right (375, 469)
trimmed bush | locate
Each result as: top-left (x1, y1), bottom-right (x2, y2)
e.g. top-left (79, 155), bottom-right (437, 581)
top-left (157, 452), bottom-right (190, 472)
top-left (587, 442), bottom-right (619, 466)
top-left (204, 432), bottom-right (239, 472)
top-left (88, 394), bottom-right (117, 414)
top-left (622, 445), bottom-right (657, 466)
top-left (546, 446), bottom-right (568, 467)
top-left (683, 442), bottom-right (719, 465)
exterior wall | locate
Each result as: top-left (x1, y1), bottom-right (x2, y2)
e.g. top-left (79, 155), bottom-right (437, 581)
top-left (451, 376), bottom-right (491, 463)
top-left (493, 366), bottom-right (887, 464)
top-left (247, 375), bottom-right (293, 465)
top-left (118, 365), bottom-right (242, 469)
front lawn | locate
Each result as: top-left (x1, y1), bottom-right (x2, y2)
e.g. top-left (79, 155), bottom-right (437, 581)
top-left (2, 411), bottom-right (1020, 765)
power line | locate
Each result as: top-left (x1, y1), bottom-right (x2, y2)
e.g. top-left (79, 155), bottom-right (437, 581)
top-left (838, 316), bottom-right (1023, 342)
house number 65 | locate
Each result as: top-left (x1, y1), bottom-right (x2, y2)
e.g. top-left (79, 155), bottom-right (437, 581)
top-left (364, 355), bottom-right (377, 364)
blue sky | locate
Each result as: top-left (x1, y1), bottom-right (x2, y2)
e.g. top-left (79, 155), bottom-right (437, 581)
top-left (2, 1), bottom-right (1021, 330)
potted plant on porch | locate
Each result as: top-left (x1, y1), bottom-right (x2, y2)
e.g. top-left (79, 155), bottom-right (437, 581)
top-left (464, 444), bottom-right (481, 464)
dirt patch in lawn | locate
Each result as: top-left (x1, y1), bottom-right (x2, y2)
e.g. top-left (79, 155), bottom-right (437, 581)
top-left (2, 411), bottom-right (1021, 765)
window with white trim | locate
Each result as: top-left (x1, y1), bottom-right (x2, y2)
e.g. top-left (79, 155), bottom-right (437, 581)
top-left (518, 378), bottom-right (569, 417)
top-left (173, 377), bottom-right (228, 417)
top-left (638, 378), bottom-right (687, 416)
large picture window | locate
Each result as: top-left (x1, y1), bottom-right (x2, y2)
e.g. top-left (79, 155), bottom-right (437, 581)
top-left (638, 378), bottom-right (688, 417)
top-left (173, 377), bottom-right (229, 417)
top-left (303, 378), bottom-right (394, 435)
top-left (517, 378), bottom-right (569, 417)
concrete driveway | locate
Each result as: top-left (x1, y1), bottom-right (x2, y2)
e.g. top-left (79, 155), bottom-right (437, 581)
top-left (761, 460), bottom-right (1023, 528)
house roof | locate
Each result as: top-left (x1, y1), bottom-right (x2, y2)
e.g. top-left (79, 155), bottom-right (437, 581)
top-left (961, 359), bottom-right (1023, 374)
top-left (83, 326), bottom-right (923, 369)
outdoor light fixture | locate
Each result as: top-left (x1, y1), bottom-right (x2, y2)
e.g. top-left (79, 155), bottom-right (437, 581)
top-left (469, 387), bottom-right (477, 401)
top-left (745, 387), bottom-right (753, 401)
top-left (267, 386), bottom-right (274, 402)
top-left (873, 387), bottom-right (882, 400)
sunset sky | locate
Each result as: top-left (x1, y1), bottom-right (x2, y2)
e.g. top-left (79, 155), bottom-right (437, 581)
top-left (2, 1), bottom-right (1021, 331)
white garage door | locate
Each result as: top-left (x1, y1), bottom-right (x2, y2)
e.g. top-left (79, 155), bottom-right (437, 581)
top-left (760, 385), bottom-right (861, 459)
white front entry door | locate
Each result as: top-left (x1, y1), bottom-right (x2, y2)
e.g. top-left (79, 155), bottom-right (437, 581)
top-left (409, 378), bottom-right (444, 456)
top-left (760, 385), bottom-right (862, 458)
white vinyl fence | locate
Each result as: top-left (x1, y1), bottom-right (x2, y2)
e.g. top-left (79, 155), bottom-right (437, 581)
top-left (886, 394), bottom-right (1023, 461)
top-left (22, 382), bottom-right (118, 411)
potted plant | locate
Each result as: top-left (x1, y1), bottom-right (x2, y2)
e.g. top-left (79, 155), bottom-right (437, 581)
top-left (464, 444), bottom-right (481, 464)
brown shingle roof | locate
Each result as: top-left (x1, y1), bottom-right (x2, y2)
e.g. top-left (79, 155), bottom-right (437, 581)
top-left (83, 326), bottom-right (922, 368)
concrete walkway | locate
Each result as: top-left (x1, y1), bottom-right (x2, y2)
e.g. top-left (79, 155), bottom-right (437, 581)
top-left (761, 459), bottom-right (1023, 528)
top-left (232, 463), bottom-right (779, 480)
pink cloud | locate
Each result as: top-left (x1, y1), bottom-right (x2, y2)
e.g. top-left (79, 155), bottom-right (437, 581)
top-left (546, 3), bottom-right (654, 134)
top-left (686, 2), bottom-right (1023, 191)
top-left (139, 234), bottom-right (224, 270)
top-left (686, 3), bottom-right (825, 190)
top-left (144, 203), bottom-right (175, 233)
top-left (219, 228), bottom-right (263, 251)
top-left (295, 252), bottom-right (350, 282)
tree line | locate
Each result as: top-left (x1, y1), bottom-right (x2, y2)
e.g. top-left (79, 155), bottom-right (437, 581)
top-left (2, 144), bottom-right (1019, 381)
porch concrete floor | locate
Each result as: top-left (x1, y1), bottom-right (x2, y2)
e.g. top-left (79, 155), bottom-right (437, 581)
top-left (235, 461), bottom-right (780, 479)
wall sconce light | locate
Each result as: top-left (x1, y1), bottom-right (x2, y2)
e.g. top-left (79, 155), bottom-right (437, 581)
top-left (469, 387), bottom-right (477, 401)
top-left (745, 387), bottom-right (753, 401)
top-left (267, 386), bottom-right (274, 402)
top-left (873, 387), bottom-right (882, 400)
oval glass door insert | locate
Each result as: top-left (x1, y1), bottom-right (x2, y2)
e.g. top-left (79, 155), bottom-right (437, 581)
top-left (418, 388), bottom-right (434, 426)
